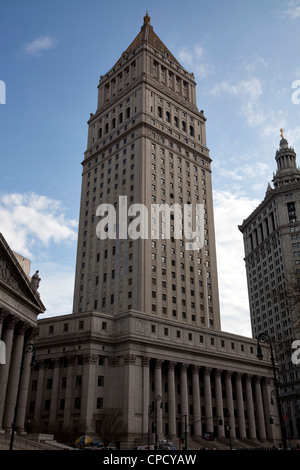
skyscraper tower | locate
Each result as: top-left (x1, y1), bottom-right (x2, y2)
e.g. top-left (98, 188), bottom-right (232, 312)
top-left (239, 131), bottom-right (300, 439)
top-left (73, 12), bottom-right (221, 331)
top-left (28, 15), bottom-right (281, 449)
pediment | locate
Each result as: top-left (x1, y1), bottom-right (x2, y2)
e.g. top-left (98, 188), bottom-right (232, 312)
top-left (0, 233), bottom-right (45, 313)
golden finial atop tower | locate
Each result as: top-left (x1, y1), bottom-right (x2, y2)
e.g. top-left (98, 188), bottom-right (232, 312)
top-left (280, 128), bottom-right (285, 139)
top-left (144, 11), bottom-right (151, 25)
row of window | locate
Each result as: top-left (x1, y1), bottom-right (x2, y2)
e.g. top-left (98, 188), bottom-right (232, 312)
top-left (29, 396), bottom-right (104, 413)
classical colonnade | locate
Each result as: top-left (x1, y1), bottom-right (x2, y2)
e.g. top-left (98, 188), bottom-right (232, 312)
top-left (137, 357), bottom-right (276, 443)
top-left (0, 310), bottom-right (37, 433)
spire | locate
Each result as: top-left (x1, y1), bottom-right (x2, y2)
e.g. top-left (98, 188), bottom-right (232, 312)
top-left (113, 12), bottom-right (181, 68)
top-left (272, 129), bottom-right (300, 188)
top-left (143, 11), bottom-right (151, 26)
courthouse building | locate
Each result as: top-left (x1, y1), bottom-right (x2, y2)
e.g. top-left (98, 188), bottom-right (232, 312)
top-left (24, 14), bottom-right (283, 449)
top-left (0, 233), bottom-right (45, 433)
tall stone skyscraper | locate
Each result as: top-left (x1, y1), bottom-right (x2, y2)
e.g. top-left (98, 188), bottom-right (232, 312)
top-left (239, 131), bottom-right (300, 439)
top-left (26, 15), bottom-right (282, 449)
top-left (73, 12), bottom-right (221, 331)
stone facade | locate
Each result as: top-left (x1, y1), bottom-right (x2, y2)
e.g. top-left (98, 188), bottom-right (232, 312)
top-left (29, 311), bottom-right (281, 449)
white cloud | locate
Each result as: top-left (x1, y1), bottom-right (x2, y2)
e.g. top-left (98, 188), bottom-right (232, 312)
top-left (0, 192), bottom-right (77, 258)
top-left (210, 78), bottom-right (288, 135)
top-left (213, 190), bottom-right (261, 337)
top-left (244, 54), bottom-right (267, 73)
top-left (37, 262), bottom-right (75, 317)
top-left (211, 77), bottom-right (265, 127)
top-left (178, 44), bottom-right (214, 78)
top-left (24, 35), bottom-right (58, 57)
top-left (282, 1), bottom-right (300, 19)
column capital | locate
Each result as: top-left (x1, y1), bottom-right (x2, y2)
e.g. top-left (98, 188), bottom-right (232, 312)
top-left (28, 327), bottom-right (39, 341)
top-left (15, 321), bottom-right (29, 335)
top-left (123, 354), bottom-right (136, 365)
top-left (168, 361), bottom-right (176, 371)
top-left (225, 370), bottom-right (233, 379)
top-left (108, 357), bottom-right (119, 367)
top-left (245, 374), bottom-right (253, 382)
top-left (37, 359), bottom-right (47, 370)
top-left (67, 356), bottom-right (77, 366)
top-left (83, 354), bottom-right (98, 364)
top-left (204, 367), bottom-right (212, 376)
top-left (5, 314), bottom-right (19, 329)
top-left (53, 358), bottom-right (61, 368)
top-left (0, 308), bottom-right (9, 322)
top-left (214, 368), bottom-right (223, 378)
top-left (262, 376), bottom-right (273, 386)
top-left (180, 363), bottom-right (189, 371)
top-left (192, 365), bottom-right (200, 374)
top-left (142, 357), bottom-right (151, 367)
top-left (154, 359), bottom-right (164, 369)
top-left (235, 372), bottom-right (243, 381)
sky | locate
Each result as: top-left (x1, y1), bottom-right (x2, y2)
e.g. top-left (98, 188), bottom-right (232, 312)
top-left (0, 0), bottom-right (300, 337)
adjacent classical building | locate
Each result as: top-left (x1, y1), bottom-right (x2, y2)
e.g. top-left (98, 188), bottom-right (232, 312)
top-left (239, 132), bottom-right (300, 440)
top-left (0, 233), bottom-right (45, 433)
top-left (25, 14), bottom-right (284, 449)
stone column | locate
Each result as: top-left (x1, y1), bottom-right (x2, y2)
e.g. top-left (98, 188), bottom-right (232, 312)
top-left (48, 359), bottom-right (61, 431)
top-left (180, 364), bottom-right (189, 436)
top-left (167, 362), bottom-right (176, 438)
top-left (3, 321), bottom-right (27, 430)
top-left (80, 354), bottom-right (98, 434)
top-left (215, 369), bottom-right (224, 437)
top-left (254, 376), bottom-right (266, 441)
top-left (142, 357), bottom-right (150, 436)
top-left (262, 378), bottom-right (275, 443)
top-left (225, 371), bottom-right (236, 438)
top-left (245, 375), bottom-right (256, 440)
top-left (123, 355), bottom-right (137, 436)
top-left (154, 359), bottom-right (163, 439)
top-left (63, 356), bottom-right (76, 431)
top-left (33, 360), bottom-right (47, 430)
top-left (16, 335), bottom-right (38, 432)
top-left (203, 367), bottom-right (213, 433)
top-left (0, 315), bottom-right (18, 430)
top-left (192, 366), bottom-right (201, 437)
top-left (0, 309), bottom-right (8, 338)
top-left (235, 373), bottom-right (246, 439)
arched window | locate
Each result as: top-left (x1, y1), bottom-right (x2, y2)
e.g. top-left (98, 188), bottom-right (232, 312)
top-left (105, 123), bottom-right (109, 134)
top-left (112, 118), bottom-right (116, 129)
top-left (166, 111), bottom-right (170, 123)
top-left (182, 121), bottom-right (186, 132)
top-left (119, 112), bottom-right (123, 124)
top-left (126, 107), bottom-right (130, 119)
top-left (158, 106), bottom-right (162, 118)
top-left (189, 126), bottom-right (194, 137)
top-left (174, 116), bottom-right (178, 128)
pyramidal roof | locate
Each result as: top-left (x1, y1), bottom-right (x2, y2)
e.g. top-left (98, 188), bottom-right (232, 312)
top-left (115, 12), bottom-right (182, 68)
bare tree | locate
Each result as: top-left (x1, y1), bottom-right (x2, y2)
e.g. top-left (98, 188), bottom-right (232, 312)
top-left (95, 408), bottom-right (127, 449)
